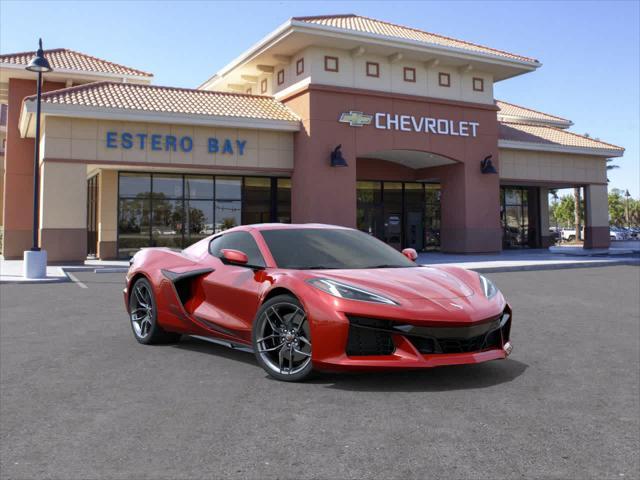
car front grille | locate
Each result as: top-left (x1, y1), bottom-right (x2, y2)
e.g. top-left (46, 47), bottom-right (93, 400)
top-left (346, 309), bottom-right (511, 357)
top-left (346, 317), bottom-right (396, 356)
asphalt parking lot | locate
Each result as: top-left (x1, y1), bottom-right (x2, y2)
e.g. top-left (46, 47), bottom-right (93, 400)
top-left (1, 265), bottom-right (639, 480)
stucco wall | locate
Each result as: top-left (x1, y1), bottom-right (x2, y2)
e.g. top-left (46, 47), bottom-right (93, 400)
top-left (273, 46), bottom-right (494, 105)
top-left (41, 117), bottom-right (294, 171)
top-left (499, 148), bottom-right (607, 184)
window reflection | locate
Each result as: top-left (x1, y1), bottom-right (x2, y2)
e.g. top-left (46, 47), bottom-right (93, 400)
top-left (117, 173), bottom-right (291, 258)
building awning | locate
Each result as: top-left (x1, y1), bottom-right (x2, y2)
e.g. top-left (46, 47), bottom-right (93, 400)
top-left (498, 122), bottom-right (624, 157)
top-left (19, 81), bottom-right (301, 137)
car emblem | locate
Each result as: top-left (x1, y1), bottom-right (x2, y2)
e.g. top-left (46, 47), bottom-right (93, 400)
top-left (338, 111), bottom-right (373, 127)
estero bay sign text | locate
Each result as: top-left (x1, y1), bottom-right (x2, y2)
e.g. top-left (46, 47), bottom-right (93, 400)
top-left (105, 131), bottom-right (248, 155)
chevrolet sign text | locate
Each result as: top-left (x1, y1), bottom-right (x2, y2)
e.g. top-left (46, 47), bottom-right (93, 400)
top-left (374, 113), bottom-right (479, 137)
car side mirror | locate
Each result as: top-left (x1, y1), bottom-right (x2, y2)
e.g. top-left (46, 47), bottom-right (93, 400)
top-left (402, 248), bottom-right (418, 261)
top-left (220, 249), bottom-right (248, 265)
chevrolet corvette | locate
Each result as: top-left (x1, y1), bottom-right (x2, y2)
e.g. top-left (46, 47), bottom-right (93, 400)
top-left (124, 224), bottom-right (512, 382)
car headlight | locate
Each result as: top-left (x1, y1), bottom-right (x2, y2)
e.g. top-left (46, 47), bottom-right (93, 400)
top-left (478, 274), bottom-right (499, 299)
top-left (307, 278), bottom-right (399, 305)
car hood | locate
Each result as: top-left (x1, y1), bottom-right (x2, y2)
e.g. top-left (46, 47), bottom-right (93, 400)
top-left (306, 266), bottom-right (475, 300)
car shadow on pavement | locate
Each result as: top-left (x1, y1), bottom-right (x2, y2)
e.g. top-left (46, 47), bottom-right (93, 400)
top-left (172, 336), bottom-right (258, 366)
top-left (310, 359), bottom-right (529, 392)
top-left (171, 336), bottom-right (528, 392)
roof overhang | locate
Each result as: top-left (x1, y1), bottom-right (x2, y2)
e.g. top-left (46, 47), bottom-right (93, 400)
top-left (498, 139), bottom-right (624, 158)
top-left (0, 62), bottom-right (152, 86)
top-left (200, 19), bottom-right (540, 89)
top-left (19, 100), bottom-right (301, 138)
top-left (497, 114), bottom-right (573, 129)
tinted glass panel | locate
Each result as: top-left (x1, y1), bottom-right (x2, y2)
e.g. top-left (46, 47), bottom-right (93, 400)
top-left (276, 178), bottom-right (291, 223)
top-left (383, 182), bottom-right (403, 250)
top-left (244, 177), bottom-right (272, 224)
top-left (209, 231), bottom-right (265, 267)
top-left (118, 198), bottom-right (150, 257)
top-left (261, 228), bottom-right (416, 270)
top-left (119, 173), bottom-right (151, 197)
top-left (216, 200), bottom-right (241, 232)
top-left (186, 176), bottom-right (214, 199)
top-left (153, 174), bottom-right (183, 198)
top-left (216, 177), bottom-right (241, 199)
top-left (186, 200), bottom-right (214, 245)
top-left (152, 199), bottom-right (184, 248)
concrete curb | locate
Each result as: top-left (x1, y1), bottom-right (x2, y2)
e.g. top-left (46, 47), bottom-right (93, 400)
top-left (467, 259), bottom-right (640, 273)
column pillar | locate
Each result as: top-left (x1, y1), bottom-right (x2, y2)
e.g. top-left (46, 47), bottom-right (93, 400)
top-left (98, 170), bottom-right (118, 259)
top-left (434, 161), bottom-right (502, 253)
top-left (285, 91), bottom-right (357, 227)
top-left (539, 187), bottom-right (553, 247)
top-left (2, 78), bottom-right (65, 259)
top-left (39, 161), bottom-right (87, 262)
top-left (584, 184), bottom-right (610, 249)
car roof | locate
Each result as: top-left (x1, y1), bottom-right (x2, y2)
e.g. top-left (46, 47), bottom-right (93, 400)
top-left (229, 223), bottom-right (353, 233)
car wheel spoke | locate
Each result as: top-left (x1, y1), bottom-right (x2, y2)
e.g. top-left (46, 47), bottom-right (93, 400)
top-left (256, 333), bottom-right (279, 343)
top-left (293, 348), bottom-right (311, 358)
top-left (134, 287), bottom-right (148, 308)
top-left (257, 301), bottom-right (312, 376)
top-left (258, 342), bottom-right (284, 353)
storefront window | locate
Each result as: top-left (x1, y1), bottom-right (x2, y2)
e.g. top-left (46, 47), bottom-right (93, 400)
top-left (276, 178), bottom-right (291, 223)
top-left (117, 173), bottom-right (290, 258)
top-left (357, 181), bottom-right (383, 239)
top-left (501, 186), bottom-right (538, 248)
top-left (425, 184), bottom-right (441, 250)
top-left (357, 181), bottom-right (440, 252)
top-left (215, 177), bottom-right (241, 232)
top-left (243, 177), bottom-right (272, 225)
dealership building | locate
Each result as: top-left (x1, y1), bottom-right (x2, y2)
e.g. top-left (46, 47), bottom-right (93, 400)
top-left (0, 14), bottom-right (624, 261)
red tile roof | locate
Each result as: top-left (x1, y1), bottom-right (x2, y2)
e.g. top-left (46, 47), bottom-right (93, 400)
top-left (293, 14), bottom-right (539, 64)
top-left (499, 122), bottom-right (624, 154)
top-left (26, 81), bottom-right (299, 122)
top-left (497, 100), bottom-right (571, 127)
top-left (0, 48), bottom-right (152, 78)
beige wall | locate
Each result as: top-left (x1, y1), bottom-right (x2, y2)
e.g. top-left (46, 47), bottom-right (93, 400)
top-left (499, 149), bottom-right (607, 184)
top-left (584, 184), bottom-right (609, 228)
top-left (40, 162), bottom-right (86, 229)
top-left (98, 169), bottom-right (118, 243)
top-left (42, 117), bottom-right (294, 170)
top-left (265, 46), bottom-right (494, 104)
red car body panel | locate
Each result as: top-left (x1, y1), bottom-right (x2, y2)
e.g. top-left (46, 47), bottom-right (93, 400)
top-left (124, 224), bottom-right (512, 371)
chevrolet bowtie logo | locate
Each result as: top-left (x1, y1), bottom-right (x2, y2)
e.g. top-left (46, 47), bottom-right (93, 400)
top-left (339, 111), bottom-right (373, 127)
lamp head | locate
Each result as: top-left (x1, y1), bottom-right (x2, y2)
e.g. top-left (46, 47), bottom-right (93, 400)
top-left (330, 144), bottom-right (348, 167)
top-left (26, 39), bottom-right (53, 73)
top-left (480, 155), bottom-right (497, 174)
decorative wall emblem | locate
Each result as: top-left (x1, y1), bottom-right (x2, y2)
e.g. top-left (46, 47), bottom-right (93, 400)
top-left (338, 111), bottom-right (374, 127)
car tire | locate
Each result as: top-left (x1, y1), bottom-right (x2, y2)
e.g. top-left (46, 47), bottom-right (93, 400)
top-left (252, 294), bottom-right (313, 382)
top-left (567, 235), bottom-right (575, 242)
top-left (129, 277), bottom-right (181, 345)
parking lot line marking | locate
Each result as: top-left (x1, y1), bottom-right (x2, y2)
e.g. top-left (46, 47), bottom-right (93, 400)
top-left (66, 272), bottom-right (88, 289)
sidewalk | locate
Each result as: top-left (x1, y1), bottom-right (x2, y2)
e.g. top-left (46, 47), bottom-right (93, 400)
top-left (0, 258), bottom-right (129, 284)
top-left (416, 248), bottom-right (639, 273)
top-left (3, 248), bottom-right (639, 284)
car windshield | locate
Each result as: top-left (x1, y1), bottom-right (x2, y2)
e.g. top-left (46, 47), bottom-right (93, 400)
top-left (260, 228), bottom-right (417, 270)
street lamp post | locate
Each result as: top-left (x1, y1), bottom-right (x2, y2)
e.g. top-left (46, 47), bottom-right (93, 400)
top-left (23, 39), bottom-right (52, 279)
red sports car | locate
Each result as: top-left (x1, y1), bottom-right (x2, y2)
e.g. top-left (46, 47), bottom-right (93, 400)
top-left (124, 224), bottom-right (512, 382)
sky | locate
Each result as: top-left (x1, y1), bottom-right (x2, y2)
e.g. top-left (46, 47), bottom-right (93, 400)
top-left (1, 0), bottom-right (638, 197)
